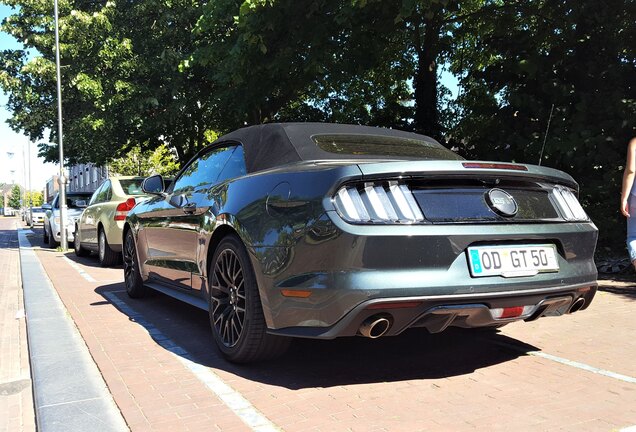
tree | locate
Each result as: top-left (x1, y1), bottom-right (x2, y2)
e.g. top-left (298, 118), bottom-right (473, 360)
top-left (8, 184), bottom-right (21, 209)
top-left (0, 0), bottom-right (216, 166)
top-left (24, 190), bottom-right (44, 207)
top-left (449, 0), bottom-right (636, 250)
top-left (109, 144), bottom-right (180, 177)
top-left (191, 0), bottom-right (489, 139)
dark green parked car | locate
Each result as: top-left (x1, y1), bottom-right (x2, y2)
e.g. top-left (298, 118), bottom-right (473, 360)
top-left (123, 123), bottom-right (597, 363)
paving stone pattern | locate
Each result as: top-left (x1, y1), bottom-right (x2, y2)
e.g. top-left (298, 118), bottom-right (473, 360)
top-left (10, 219), bottom-right (636, 431)
top-left (0, 218), bottom-right (35, 432)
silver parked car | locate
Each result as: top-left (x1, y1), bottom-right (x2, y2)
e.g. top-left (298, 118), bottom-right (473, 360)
top-left (43, 192), bottom-right (92, 247)
top-left (25, 207), bottom-right (46, 226)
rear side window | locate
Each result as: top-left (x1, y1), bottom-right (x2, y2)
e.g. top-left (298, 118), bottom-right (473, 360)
top-left (313, 134), bottom-right (463, 161)
top-left (217, 146), bottom-right (247, 183)
top-left (93, 180), bottom-right (112, 203)
top-left (172, 146), bottom-right (238, 195)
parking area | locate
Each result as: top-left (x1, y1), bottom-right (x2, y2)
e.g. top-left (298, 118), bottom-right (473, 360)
top-left (16, 221), bottom-right (636, 431)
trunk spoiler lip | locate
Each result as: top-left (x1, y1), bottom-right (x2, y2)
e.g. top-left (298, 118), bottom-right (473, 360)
top-left (355, 160), bottom-right (578, 190)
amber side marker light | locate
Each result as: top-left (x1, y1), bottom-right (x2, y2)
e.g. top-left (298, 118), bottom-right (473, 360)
top-left (462, 162), bottom-right (528, 171)
top-left (281, 289), bottom-right (312, 298)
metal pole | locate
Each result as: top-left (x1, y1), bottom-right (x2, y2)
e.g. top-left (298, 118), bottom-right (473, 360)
top-left (27, 138), bottom-right (32, 223)
top-left (54, 0), bottom-right (68, 250)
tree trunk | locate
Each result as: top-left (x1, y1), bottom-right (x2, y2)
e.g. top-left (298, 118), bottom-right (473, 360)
top-left (413, 15), bottom-right (442, 139)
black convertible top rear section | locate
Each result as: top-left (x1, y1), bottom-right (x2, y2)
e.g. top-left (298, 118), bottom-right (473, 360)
top-left (215, 123), bottom-right (461, 173)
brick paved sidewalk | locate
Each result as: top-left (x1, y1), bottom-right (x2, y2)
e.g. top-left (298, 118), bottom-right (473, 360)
top-left (0, 217), bottom-right (35, 432)
top-left (34, 245), bottom-right (252, 431)
top-left (10, 215), bottom-right (636, 432)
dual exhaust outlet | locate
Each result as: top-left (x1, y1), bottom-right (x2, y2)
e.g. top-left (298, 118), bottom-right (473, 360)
top-left (358, 297), bottom-right (586, 339)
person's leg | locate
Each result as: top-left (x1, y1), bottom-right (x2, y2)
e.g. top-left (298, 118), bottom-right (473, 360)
top-left (628, 237), bottom-right (636, 270)
top-left (627, 197), bottom-right (636, 270)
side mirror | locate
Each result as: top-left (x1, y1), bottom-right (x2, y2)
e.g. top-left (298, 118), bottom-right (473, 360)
top-left (75, 200), bottom-right (88, 208)
top-left (142, 175), bottom-right (165, 195)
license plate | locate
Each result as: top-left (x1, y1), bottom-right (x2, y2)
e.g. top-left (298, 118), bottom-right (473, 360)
top-left (467, 244), bottom-right (559, 278)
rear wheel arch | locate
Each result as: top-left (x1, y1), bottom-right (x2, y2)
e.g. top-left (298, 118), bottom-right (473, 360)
top-left (204, 222), bottom-right (272, 323)
top-left (206, 231), bottom-right (290, 362)
top-left (205, 224), bottom-right (240, 277)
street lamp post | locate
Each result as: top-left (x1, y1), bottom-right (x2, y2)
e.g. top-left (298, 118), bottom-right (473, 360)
top-left (54, 0), bottom-right (68, 250)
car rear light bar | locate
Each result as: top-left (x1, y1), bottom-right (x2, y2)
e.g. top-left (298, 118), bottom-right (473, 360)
top-left (114, 198), bottom-right (137, 221)
top-left (462, 162), bottom-right (528, 171)
top-left (333, 181), bottom-right (425, 224)
top-left (550, 185), bottom-right (589, 221)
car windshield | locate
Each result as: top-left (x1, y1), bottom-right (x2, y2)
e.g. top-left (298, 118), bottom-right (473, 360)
top-left (312, 133), bottom-right (463, 161)
top-left (32, 208), bottom-right (45, 213)
top-left (119, 179), bottom-right (145, 195)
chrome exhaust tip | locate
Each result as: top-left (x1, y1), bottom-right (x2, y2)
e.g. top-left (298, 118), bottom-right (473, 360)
top-left (569, 298), bottom-right (585, 313)
top-left (359, 315), bottom-right (391, 338)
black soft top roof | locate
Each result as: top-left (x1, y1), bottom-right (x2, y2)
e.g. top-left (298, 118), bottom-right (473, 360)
top-left (214, 123), bottom-right (456, 173)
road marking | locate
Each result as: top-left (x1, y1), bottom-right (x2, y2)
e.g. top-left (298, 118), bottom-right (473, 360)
top-left (492, 340), bottom-right (636, 384)
top-left (103, 291), bottom-right (281, 432)
top-left (62, 256), bottom-right (97, 282)
top-left (621, 426), bottom-right (636, 431)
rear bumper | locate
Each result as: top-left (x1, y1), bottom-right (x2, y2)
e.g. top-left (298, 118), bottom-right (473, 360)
top-left (267, 282), bottom-right (596, 339)
top-left (251, 212), bottom-right (598, 335)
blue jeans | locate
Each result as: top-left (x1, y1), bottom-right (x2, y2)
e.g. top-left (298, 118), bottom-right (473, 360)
top-left (627, 196), bottom-right (636, 261)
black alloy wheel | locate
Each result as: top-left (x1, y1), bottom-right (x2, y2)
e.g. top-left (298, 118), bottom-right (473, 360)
top-left (73, 225), bottom-right (90, 257)
top-left (208, 234), bottom-right (290, 363)
top-left (123, 230), bottom-right (146, 298)
top-left (210, 247), bottom-right (247, 348)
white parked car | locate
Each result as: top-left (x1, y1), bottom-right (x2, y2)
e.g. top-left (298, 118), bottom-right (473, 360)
top-left (43, 192), bottom-right (92, 247)
top-left (25, 207), bottom-right (46, 226)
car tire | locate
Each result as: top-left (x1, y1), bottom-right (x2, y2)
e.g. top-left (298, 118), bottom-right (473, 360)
top-left (98, 228), bottom-right (120, 267)
top-left (208, 234), bottom-right (290, 363)
top-left (73, 225), bottom-right (90, 257)
top-left (47, 224), bottom-right (58, 248)
top-left (123, 229), bottom-right (147, 298)
top-left (42, 223), bottom-right (49, 244)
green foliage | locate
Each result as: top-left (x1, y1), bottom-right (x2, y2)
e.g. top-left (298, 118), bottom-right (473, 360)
top-left (1, 0), bottom-right (214, 166)
top-left (24, 190), bottom-right (43, 207)
top-left (8, 184), bottom-right (21, 209)
top-left (448, 0), bottom-right (636, 252)
top-left (109, 144), bottom-right (180, 177)
top-left (1, 0), bottom-right (634, 253)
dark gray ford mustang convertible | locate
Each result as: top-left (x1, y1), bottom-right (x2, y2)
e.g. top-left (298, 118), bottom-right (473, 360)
top-left (123, 123), bottom-right (597, 363)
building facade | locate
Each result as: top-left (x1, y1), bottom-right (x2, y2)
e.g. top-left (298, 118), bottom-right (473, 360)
top-left (44, 176), bottom-right (59, 203)
top-left (67, 164), bottom-right (109, 194)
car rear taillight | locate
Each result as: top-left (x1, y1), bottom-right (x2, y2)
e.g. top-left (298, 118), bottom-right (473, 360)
top-left (333, 181), bottom-right (425, 224)
top-left (551, 186), bottom-right (589, 221)
top-left (114, 198), bottom-right (137, 221)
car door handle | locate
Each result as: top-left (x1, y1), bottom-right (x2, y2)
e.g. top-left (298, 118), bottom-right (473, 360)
top-left (182, 202), bottom-right (197, 214)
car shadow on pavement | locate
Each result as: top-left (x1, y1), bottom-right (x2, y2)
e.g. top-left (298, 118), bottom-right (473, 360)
top-left (65, 252), bottom-right (123, 269)
top-left (597, 276), bottom-right (636, 301)
top-left (95, 283), bottom-right (538, 390)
